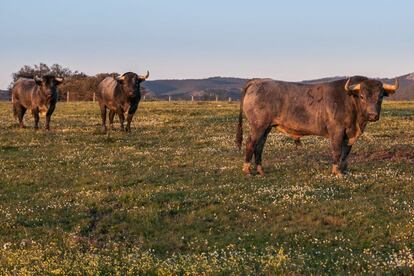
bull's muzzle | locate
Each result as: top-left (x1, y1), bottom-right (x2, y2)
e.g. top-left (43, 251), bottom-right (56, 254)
top-left (368, 112), bottom-right (379, 122)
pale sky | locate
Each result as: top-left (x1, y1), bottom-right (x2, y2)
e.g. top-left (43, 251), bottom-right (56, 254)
top-left (0, 0), bottom-right (413, 89)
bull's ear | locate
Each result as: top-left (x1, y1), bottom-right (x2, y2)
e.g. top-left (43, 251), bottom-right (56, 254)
top-left (383, 89), bottom-right (395, 97)
top-left (34, 76), bottom-right (43, 85)
top-left (382, 79), bottom-right (398, 97)
top-left (55, 77), bottom-right (64, 85)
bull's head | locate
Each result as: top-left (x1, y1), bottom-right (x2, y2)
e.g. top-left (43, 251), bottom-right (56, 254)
top-left (34, 75), bottom-right (63, 101)
top-left (116, 71), bottom-right (149, 97)
top-left (344, 78), bottom-right (398, 122)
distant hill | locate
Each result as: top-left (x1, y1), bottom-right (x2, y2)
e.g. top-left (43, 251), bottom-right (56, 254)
top-left (143, 77), bottom-right (246, 100)
top-left (382, 73), bottom-right (414, 101)
top-left (0, 89), bottom-right (10, 101)
top-left (143, 73), bottom-right (414, 101)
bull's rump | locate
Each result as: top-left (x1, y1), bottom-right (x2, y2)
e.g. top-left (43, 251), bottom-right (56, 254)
top-left (12, 78), bottom-right (37, 109)
top-left (97, 77), bottom-right (119, 111)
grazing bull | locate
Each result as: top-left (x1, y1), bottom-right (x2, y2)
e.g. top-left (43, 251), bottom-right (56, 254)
top-left (12, 75), bottom-right (63, 130)
top-left (97, 71), bottom-right (149, 132)
top-left (236, 76), bottom-right (399, 176)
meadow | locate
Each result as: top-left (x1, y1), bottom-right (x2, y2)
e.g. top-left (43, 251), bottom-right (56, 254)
top-left (0, 100), bottom-right (413, 274)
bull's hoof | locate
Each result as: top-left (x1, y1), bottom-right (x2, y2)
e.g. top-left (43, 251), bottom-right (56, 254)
top-left (294, 139), bottom-right (302, 147)
top-left (256, 165), bottom-right (265, 177)
top-left (332, 165), bottom-right (345, 177)
top-left (242, 163), bottom-right (251, 176)
top-left (101, 126), bottom-right (107, 133)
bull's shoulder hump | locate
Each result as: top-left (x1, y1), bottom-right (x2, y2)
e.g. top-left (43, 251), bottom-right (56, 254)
top-left (263, 80), bottom-right (308, 90)
top-left (244, 78), bottom-right (267, 88)
top-left (99, 77), bottom-right (117, 88)
top-left (100, 76), bottom-right (116, 84)
top-left (244, 78), bottom-right (280, 89)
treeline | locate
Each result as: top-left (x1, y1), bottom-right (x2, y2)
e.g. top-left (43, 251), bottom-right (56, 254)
top-left (9, 63), bottom-right (131, 101)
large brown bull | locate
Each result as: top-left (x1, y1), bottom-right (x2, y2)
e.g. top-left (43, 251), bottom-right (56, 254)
top-left (236, 76), bottom-right (399, 176)
top-left (97, 71), bottom-right (149, 132)
top-left (12, 75), bottom-right (63, 130)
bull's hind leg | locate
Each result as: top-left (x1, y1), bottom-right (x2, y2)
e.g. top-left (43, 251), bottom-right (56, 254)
top-left (244, 125), bottom-right (270, 175)
top-left (108, 111), bottom-right (115, 130)
top-left (339, 136), bottom-right (352, 173)
top-left (14, 104), bottom-right (26, 128)
top-left (254, 127), bottom-right (272, 176)
top-left (99, 104), bottom-right (107, 132)
top-left (125, 104), bottom-right (138, 132)
top-left (45, 104), bottom-right (55, 130)
top-left (329, 129), bottom-right (347, 176)
top-left (294, 138), bottom-right (302, 147)
top-left (117, 111), bottom-right (125, 131)
top-left (32, 108), bottom-right (40, 130)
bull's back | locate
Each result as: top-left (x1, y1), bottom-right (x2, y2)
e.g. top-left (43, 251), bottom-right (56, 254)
top-left (12, 78), bottom-right (36, 108)
top-left (244, 79), bottom-right (314, 116)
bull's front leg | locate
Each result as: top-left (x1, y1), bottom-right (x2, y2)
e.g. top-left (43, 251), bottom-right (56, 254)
top-left (32, 108), bottom-right (40, 130)
top-left (329, 130), bottom-right (347, 176)
top-left (108, 111), bottom-right (116, 130)
top-left (117, 110), bottom-right (125, 131)
top-left (125, 104), bottom-right (138, 132)
top-left (339, 137), bottom-right (353, 173)
top-left (45, 104), bottom-right (56, 130)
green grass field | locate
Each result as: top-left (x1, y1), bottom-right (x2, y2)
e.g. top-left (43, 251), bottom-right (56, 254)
top-left (0, 101), bottom-right (413, 274)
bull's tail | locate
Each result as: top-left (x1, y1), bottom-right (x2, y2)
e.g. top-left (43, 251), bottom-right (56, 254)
top-left (236, 81), bottom-right (251, 150)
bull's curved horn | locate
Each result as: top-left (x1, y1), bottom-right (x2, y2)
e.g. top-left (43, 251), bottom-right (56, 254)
top-left (116, 74), bottom-right (125, 81)
top-left (55, 77), bottom-right (64, 83)
top-left (139, 70), bottom-right (149, 80)
top-left (344, 78), bottom-right (361, 92)
top-left (382, 79), bottom-right (399, 91)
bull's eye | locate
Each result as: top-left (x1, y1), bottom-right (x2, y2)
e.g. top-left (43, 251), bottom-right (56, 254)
top-left (360, 95), bottom-right (365, 100)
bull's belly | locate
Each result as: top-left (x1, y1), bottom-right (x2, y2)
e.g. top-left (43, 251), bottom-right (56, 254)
top-left (273, 123), bottom-right (328, 139)
top-left (106, 103), bottom-right (130, 114)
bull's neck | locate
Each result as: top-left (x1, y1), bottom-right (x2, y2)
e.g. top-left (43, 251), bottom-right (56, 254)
top-left (120, 86), bottom-right (140, 101)
top-left (349, 95), bottom-right (367, 132)
top-left (35, 87), bottom-right (49, 103)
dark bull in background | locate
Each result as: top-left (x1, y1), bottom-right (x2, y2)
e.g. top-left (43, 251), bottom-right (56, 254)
top-left (97, 71), bottom-right (149, 132)
top-left (236, 76), bottom-right (399, 176)
top-left (12, 75), bottom-right (63, 130)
